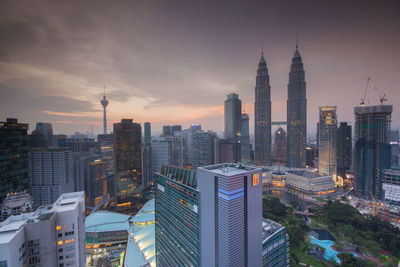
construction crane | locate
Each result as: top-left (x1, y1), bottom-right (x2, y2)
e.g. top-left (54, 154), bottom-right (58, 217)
top-left (360, 77), bottom-right (388, 106)
top-left (370, 191), bottom-right (377, 216)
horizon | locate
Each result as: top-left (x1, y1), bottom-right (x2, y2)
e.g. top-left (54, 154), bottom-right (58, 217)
top-left (1, 0), bottom-right (399, 136)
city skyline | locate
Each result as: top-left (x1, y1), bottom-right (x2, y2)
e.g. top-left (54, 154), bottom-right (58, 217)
top-left (1, 1), bottom-right (400, 135)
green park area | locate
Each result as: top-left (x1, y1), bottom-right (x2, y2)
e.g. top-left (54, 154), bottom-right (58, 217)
top-left (262, 196), bottom-right (400, 267)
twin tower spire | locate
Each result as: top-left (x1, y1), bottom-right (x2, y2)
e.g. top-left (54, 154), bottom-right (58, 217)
top-left (254, 44), bottom-right (307, 167)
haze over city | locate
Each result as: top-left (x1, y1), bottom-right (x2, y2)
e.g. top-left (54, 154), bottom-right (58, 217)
top-left (1, 0), bottom-right (399, 135)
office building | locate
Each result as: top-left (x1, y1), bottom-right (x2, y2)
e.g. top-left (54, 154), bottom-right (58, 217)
top-left (198, 164), bottom-right (262, 267)
top-left (224, 93), bottom-right (242, 139)
top-left (144, 122), bottom-right (151, 147)
top-left (0, 118), bottom-right (30, 202)
top-left (354, 105), bottom-right (392, 199)
top-left (216, 138), bottom-right (240, 163)
top-left (287, 45), bottom-right (307, 168)
top-left (241, 113), bottom-right (250, 163)
top-left (318, 106), bottom-right (337, 175)
top-left (162, 126), bottom-right (172, 137)
top-left (336, 122), bottom-right (352, 179)
top-left (155, 165), bottom-right (200, 267)
top-left (191, 131), bottom-right (217, 169)
top-left (35, 122), bottom-right (53, 147)
top-left (390, 130), bottom-right (399, 166)
top-left (98, 133), bottom-right (114, 174)
top-left (174, 129), bottom-right (192, 167)
top-left (0, 192), bottom-right (33, 222)
top-left (254, 52), bottom-right (272, 165)
top-left (382, 169), bottom-right (400, 203)
top-left (274, 128), bottom-right (287, 163)
top-left (306, 145), bottom-right (318, 168)
top-left (0, 192), bottom-right (85, 267)
top-left (171, 125), bottom-right (182, 136)
top-left (262, 219), bottom-right (289, 267)
top-left (29, 130), bottom-right (48, 148)
top-left (152, 139), bottom-right (169, 174)
top-left (142, 146), bottom-right (153, 187)
top-left (29, 147), bottom-right (74, 207)
top-left (113, 119), bottom-right (142, 201)
top-left (66, 137), bottom-right (97, 153)
top-left (85, 159), bottom-right (108, 207)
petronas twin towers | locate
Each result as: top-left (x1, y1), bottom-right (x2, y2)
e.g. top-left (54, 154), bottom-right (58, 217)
top-left (254, 45), bottom-right (307, 167)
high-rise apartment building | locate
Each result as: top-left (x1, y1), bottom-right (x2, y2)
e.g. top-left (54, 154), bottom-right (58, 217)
top-left (0, 192), bottom-right (33, 222)
top-left (29, 147), bottom-right (74, 207)
top-left (241, 113), bottom-right (250, 163)
top-left (224, 93), bottom-right (242, 140)
top-left (274, 127), bottom-right (287, 163)
top-left (318, 106), bottom-right (337, 175)
top-left (254, 52), bottom-right (272, 165)
top-left (155, 163), bottom-right (263, 267)
top-left (113, 119), bottom-right (142, 201)
top-left (0, 192), bottom-right (85, 267)
top-left (287, 45), bottom-right (307, 168)
top-left (0, 118), bottom-right (30, 202)
top-left (354, 104), bottom-right (392, 199)
top-left (336, 122), bottom-right (352, 179)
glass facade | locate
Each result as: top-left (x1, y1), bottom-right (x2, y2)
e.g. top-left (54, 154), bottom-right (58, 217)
top-left (0, 118), bottom-right (30, 202)
top-left (262, 220), bottom-right (289, 267)
top-left (254, 53), bottom-right (272, 165)
top-left (287, 48), bottom-right (307, 168)
top-left (113, 119), bottom-right (142, 202)
top-left (318, 106), bottom-right (337, 175)
top-left (354, 105), bottom-right (392, 199)
top-left (155, 165), bottom-right (199, 267)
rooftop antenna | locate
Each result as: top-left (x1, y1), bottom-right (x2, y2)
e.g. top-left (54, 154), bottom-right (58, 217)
top-left (296, 35), bottom-right (298, 49)
top-left (261, 40), bottom-right (264, 56)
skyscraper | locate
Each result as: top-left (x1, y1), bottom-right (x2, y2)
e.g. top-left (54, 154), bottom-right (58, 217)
top-left (318, 106), bottom-right (337, 175)
top-left (162, 125), bottom-right (172, 137)
top-left (224, 93), bottom-right (242, 139)
top-left (113, 119), bottom-right (142, 202)
top-left (287, 45), bottom-right (307, 168)
top-left (35, 122), bottom-right (53, 147)
top-left (0, 118), bottom-right (30, 202)
top-left (274, 127), bottom-right (287, 163)
top-left (29, 147), bottom-right (74, 207)
top-left (241, 113), bottom-right (250, 163)
top-left (155, 163), bottom-right (263, 267)
top-left (101, 89), bottom-right (109, 135)
top-left (144, 122), bottom-right (151, 146)
top-left (198, 164), bottom-right (262, 267)
top-left (354, 105), bottom-right (392, 199)
top-left (254, 52), bottom-right (272, 165)
top-left (337, 122), bottom-right (352, 179)
top-left (191, 131), bottom-right (217, 169)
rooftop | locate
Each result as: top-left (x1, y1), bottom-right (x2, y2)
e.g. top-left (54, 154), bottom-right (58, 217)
top-left (159, 165), bottom-right (197, 189)
top-left (262, 219), bottom-right (285, 242)
top-left (85, 211), bottom-right (131, 233)
top-left (287, 170), bottom-right (326, 178)
top-left (1, 192), bottom-right (32, 209)
top-left (125, 198), bottom-right (155, 267)
top-left (199, 163), bottom-right (260, 176)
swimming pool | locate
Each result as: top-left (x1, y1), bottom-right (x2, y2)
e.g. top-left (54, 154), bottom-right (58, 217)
top-left (310, 235), bottom-right (357, 263)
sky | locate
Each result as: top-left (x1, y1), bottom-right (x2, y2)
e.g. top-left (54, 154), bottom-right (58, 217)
top-left (0, 0), bottom-right (399, 137)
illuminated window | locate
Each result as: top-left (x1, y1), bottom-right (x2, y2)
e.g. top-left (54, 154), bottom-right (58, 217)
top-left (58, 241), bottom-right (63, 245)
top-left (56, 225), bottom-right (61, 231)
top-left (252, 173), bottom-right (259, 186)
top-left (65, 238), bottom-right (75, 244)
